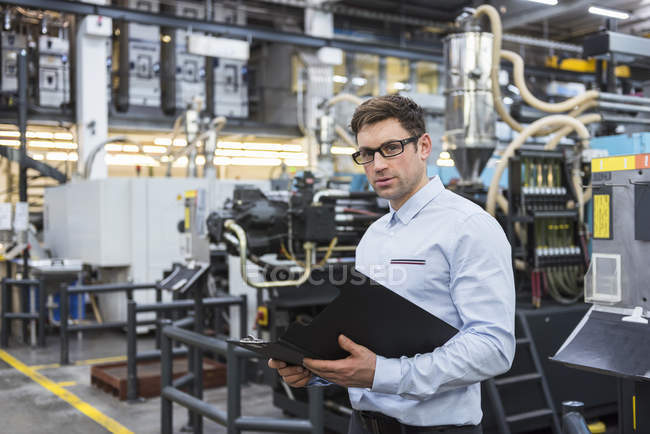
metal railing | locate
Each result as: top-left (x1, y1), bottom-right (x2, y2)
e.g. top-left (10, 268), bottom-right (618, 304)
top-left (126, 294), bottom-right (247, 402)
top-left (59, 282), bottom-right (161, 364)
top-left (160, 322), bottom-right (325, 434)
top-left (1, 278), bottom-right (45, 347)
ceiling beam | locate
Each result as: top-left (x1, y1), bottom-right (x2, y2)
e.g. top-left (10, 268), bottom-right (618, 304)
top-left (502, 0), bottom-right (593, 31)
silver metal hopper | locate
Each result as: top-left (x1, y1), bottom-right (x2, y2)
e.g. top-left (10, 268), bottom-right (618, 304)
top-left (443, 31), bottom-right (497, 185)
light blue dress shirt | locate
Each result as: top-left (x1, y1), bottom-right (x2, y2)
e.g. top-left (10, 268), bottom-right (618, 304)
top-left (346, 176), bottom-right (515, 426)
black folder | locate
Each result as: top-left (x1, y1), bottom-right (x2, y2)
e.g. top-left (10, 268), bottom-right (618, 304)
top-left (233, 273), bottom-right (459, 365)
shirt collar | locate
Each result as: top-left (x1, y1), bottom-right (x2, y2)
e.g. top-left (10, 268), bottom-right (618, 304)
top-left (387, 176), bottom-right (444, 227)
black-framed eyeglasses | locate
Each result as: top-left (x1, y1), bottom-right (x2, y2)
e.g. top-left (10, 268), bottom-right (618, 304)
top-left (351, 136), bottom-right (420, 165)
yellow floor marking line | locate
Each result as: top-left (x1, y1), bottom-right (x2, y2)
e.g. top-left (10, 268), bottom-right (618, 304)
top-left (0, 349), bottom-right (133, 434)
top-left (30, 362), bottom-right (61, 370)
top-left (56, 381), bottom-right (77, 387)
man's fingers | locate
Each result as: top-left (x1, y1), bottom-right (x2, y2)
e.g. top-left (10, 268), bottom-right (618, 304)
top-left (338, 334), bottom-right (359, 354)
top-left (283, 371), bottom-right (312, 387)
top-left (268, 358), bottom-right (287, 369)
top-left (278, 365), bottom-right (307, 377)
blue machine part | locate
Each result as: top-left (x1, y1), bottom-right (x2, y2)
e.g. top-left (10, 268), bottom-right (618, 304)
top-left (590, 133), bottom-right (650, 156)
top-left (52, 293), bottom-right (86, 321)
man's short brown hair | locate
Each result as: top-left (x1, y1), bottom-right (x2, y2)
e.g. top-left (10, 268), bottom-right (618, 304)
top-left (350, 95), bottom-right (425, 141)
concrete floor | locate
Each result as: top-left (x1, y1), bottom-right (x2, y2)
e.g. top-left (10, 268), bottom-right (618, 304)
top-left (0, 330), bottom-right (287, 434)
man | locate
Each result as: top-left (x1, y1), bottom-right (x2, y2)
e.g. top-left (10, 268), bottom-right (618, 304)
top-left (269, 95), bottom-right (515, 433)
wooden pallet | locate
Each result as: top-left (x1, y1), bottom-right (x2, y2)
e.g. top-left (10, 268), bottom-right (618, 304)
top-left (90, 357), bottom-right (226, 400)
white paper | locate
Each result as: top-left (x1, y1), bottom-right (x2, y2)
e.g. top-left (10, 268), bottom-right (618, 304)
top-left (14, 202), bottom-right (29, 231)
top-left (0, 203), bottom-right (12, 230)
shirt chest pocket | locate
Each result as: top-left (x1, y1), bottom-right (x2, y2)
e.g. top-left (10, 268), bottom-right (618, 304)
top-left (387, 247), bottom-right (450, 293)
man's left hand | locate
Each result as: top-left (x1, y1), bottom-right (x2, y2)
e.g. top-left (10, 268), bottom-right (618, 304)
top-left (303, 334), bottom-right (376, 388)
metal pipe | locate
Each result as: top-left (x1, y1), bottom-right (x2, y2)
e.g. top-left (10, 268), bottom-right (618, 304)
top-left (598, 92), bottom-right (650, 106)
top-left (127, 300), bottom-right (138, 401)
top-left (308, 387), bottom-right (324, 434)
top-left (227, 341), bottom-right (240, 434)
top-left (160, 320), bottom-right (173, 434)
top-left (162, 387), bottom-right (228, 426)
top-left (0, 280), bottom-right (8, 348)
top-left (312, 189), bottom-right (349, 205)
top-left (67, 282), bottom-right (157, 294)
top-left (18, 49), bottom-right (27, 203)
top-left (597, 101), bottom-right (650, 114)
top-left (83, 136), bottom-right (145, 179)
top-left (224, 220), bottom-right (314, 289)
top-left (60, 283), bottom-right (69, 365)
top-left (600, 114), bottom-right (650, 125)
top-left (234, 417), bottom-right (313, 432)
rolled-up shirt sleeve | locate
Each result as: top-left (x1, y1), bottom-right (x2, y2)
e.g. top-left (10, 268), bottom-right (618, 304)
top-left (371, 213), bottom-right (516, 400)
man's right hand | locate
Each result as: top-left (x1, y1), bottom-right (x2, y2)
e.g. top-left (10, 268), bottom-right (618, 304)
top-left (268, 358), bottom-right (312, 387)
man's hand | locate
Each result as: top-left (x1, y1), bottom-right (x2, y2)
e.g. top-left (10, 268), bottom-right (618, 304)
top-left (303, 334), bottom-right (376, 388)
top-left (268, 358), bottom-right (313, 387)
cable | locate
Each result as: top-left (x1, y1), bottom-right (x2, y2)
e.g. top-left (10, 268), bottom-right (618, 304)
top-left (486, 115), bottom-right (590, 217)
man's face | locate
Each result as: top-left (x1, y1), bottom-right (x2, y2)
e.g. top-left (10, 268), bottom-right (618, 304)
top-left (357, 118), bottom-right (431, 207)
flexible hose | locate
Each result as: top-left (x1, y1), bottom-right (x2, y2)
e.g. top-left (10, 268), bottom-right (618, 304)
top-left (474, 5), bottom-right (523, 133)
top-left (544, 114), bottom-right (602, 151)
top-left (326, 93), bottom-right (364, 107)
top-left (500, 50), bottom-right (599, 113)
top-left (335, 124), bottom-right (357, 148)
top-left (486, 115), bottom-right (590, 216)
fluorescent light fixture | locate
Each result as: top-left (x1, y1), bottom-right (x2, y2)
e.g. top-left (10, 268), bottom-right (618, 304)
top-left (53, 132), bottom-right (74, 140)
top-left (333, 75), bottom-right (348, 84)
top-left (331, 146), bottom-right (356, 155)
top-left (142, 145), bottom-right (166, 154)
top-left (154, 137), bottom-right (172, 146)
top-left (503, 96), bottom-right (514, 105)
top-left (525, 0), bottom-right (558, 5)
top-left (243, 142), bottom-right (283, 151)
top-left (122, 144), bottom-right (140, 153)
top-left (392, 82), bottom-right (408, 91)
top-left (351, 77), bottom-right (367, 86)
top-left (588, 6), bottom-right (629, 20)
top-left (0, 139), bottom-right (20, 147)
top-left (27, 131), bottom-right (54, 139)
top-left (196, 155), bottom-right (206, 165)
top-left (230, 157), bottom-right (281, 166)
top-left (0, 131), bottom-right (20, 137)
top-left (31, 154), bottom-right (44, 161)
top-left (46, 152), bottom-right (77, 161)
top-left (282, 144), bottom-right (303, 152)
top-left (436, 158), bottom-right (455, 167)
top-left (284, 159), bottom-right (309, 167)
top-left (29, 140), bottom-right (77, 149)
top-left (105, 154), bottom-right (158, 166)
top-left (439, 151), bottom-right (451, 159)
top-left (218, 141), bottom-right (243, 149)
top-left (214, 157), bottom-right (231, 165)
top-left (105, 144), bottom-right (123, 152)
top-left (173, 139), bottom-right (187, 147)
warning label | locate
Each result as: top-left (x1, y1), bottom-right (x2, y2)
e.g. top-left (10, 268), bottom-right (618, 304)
top-left (593, 194), bottom-right (611, 239)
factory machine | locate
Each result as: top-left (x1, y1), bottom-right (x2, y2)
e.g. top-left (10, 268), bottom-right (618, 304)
top-left (184, 171), bottom-right (382, 431)
top-left (553, 153), bottom-right (650, 434)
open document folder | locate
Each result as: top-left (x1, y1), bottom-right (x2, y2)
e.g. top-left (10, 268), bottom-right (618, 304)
top-left (232, 272), bottom-right (459, 365)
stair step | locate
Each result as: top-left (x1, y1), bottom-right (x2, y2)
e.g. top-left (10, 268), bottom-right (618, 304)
top-left (494, 373), bottom-right (541, 386)
top-left (506, 408), bottom-right (554, 423)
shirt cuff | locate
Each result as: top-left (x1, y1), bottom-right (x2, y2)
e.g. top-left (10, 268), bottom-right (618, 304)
top-left (307, 376), bottom-right (331, 387)
top-left (371, 355), bottom-right (401, 394)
